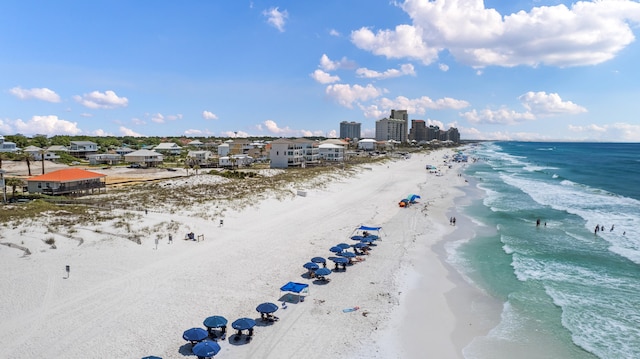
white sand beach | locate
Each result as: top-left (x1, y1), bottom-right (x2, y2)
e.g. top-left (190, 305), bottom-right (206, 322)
top-left (0, 148), bottom-right (477, 359)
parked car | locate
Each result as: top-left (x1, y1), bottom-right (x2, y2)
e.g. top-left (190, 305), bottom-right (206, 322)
top-left (127, 163), bottom-right (142, 168)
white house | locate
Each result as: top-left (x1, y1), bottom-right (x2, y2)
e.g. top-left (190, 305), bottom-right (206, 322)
top-left (219, 154), bottom-right (253, 168)
top-left (153, 142), bottom-right (182, 155)
top-left (23, 145), bottom-right (60, 161)
top-left (124, 149), bottom-right (163, 167)
top-left (0, 135), bottom-right (18, 152)
top-left (217, 143), bottom-right (230, 157)
top-left (318, 143), bottom-right (345, 162)
top-left (269, 139), bottom-right (304, 168)
top-left (187, 150), bottom-right (214, 165)
top-left (357, 139), bottom-right (377, 151)
top-left (187, 140), bottom-right (204, 147)
top-left (69, 141), bottom-right (98, 159)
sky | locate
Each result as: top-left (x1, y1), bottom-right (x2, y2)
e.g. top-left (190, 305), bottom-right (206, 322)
top-left (1, 0), bottom-right (640, 142)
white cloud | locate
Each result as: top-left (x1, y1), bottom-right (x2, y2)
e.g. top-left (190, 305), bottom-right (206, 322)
top-left (220, 130), bottom-right (249, 138)
top-left (460, 108), bottom-right (536, 125)
top-left (263, 7), bottom-right (288, 32)
top-left (79, 113), bottom-right (93, 118)
top-left (202, 111), bottom-right (218, 120)
top-left (91, 129), bottom-right (112, 136)
top-left (310, 69), bottom-right (341, 84)
top-left (184, 129), bottom-right (213, 136)
top-left (13, 115), bottom-right (81, 135)
top-left (119, 126), bottom-right (143, 137)
top-left (351, 24), bottom-right (440, 65)
top-left (9, 87), bottom-right (61, 103)
top-left (438, 63), bottom-right (449, 72)
top-left (325, 84), bottom-right (383, 108)
top-left (569, 122), bottom-right (640, 141)
top-left (329, 29), bottom-right (341, 37)
top-left (354, 0), bottom-right (640, 68)
top-left (319, 54), bottom-right (357, 71)
top-left (356, 63), bottom-right (416, 79)
top-left (73, 90), bottom-right (128, 109)
top-left (150, 113), bottom-right (165, 124)
top-left (131, 117), bottom-right (146, 125)
top-left (377, 95), bottom-right (470, 114)
top-left (518, 91), bottom-right (587, 116)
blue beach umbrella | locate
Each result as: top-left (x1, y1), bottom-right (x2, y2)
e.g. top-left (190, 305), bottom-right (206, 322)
top-left (303, 262), bottom-right (320, 270)
top-left (329, 246), bottom-right (343, 253)
top-left (142, 356), bottom-right (162, 359)
top-left (315, 267), bottom-right (332, 276)
top-left (232, 317), bottom-right (257, 331)
top-left (311, 256), bottom-right (326, 264)
top-left (360, 237), bottom-right (376, 243)
top-left (192, 340), bottom-right (221, 358)
top-left (353, 242), bottom-right (368, 249)
top-left (339, 251), bottom-right (356, 258)
top-left (350, 235), bottom-right (364, 241)
top-left (183, 327), bottom-right (208, 343)
top-left (331, 257), bottom-right (349, 264)
top-left (336, 243), bottom-right (351, 249)
top-left (203, 315), bottom-right (228, 329)
top-left (256, 302), bottom-right (279, 314)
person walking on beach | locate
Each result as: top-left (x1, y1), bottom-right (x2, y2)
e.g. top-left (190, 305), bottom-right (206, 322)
top-left (168, 234), bottom-right (173, 244)
top-left (219, 219), bottom-right (224, 227)
top-left (452, 217), bottom-right (456, 226)
top-left (595, 225), bottom-right (599, 235)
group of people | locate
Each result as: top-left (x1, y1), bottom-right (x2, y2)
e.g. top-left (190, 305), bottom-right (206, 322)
top-left (595, 224), bottom-right (622, 235)
top-left (449, 217), bottom-right (457, 226)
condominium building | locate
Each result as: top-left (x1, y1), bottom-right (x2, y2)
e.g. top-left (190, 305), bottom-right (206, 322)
top-left (339, 121), bottom-right (362, 140)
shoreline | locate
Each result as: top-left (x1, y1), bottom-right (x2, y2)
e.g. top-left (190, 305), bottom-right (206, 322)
top-left (392, 168), bottom-right (503, 359)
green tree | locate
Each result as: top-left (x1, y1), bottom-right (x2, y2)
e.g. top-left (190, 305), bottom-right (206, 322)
top-left (5, 177), bottom-right (24, 198)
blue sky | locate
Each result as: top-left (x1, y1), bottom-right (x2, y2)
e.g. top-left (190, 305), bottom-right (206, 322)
top-left (2, 0), bottom-right (640, 141)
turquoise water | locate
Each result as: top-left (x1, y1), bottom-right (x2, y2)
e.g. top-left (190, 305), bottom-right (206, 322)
top-left (455, 142), bottom-right (640, 359)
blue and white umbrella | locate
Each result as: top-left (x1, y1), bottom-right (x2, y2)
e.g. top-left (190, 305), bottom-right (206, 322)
top-left (232, 317), bottom-right (257, 331)
top-left (311, 256), bottom-right (326, 264)
top-left (329, 246), bottom-right (343, 253)
top-left (315, 267), bottom-right (332, 276)
top-left (303, 262), bottom-right (320, 270)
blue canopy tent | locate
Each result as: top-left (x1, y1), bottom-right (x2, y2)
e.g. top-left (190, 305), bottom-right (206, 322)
top-left (280, 281), bottom-right (310, 303)
top-left (351, 225), bottom-right (384, 239)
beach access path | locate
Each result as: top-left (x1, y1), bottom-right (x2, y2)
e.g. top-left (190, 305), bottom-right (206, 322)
top-left (0, 148), bottom-right (469, 359)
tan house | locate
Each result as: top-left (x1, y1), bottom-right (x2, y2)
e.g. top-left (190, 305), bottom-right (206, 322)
top-left (123, 149), bottom-right (164, 167)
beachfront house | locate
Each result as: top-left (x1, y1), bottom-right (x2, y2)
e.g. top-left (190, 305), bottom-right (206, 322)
top-left (318, 143), bottom-right (345, 162)
top-left (123, 149), bottom-right (163, 167)
top-left (26, 168), bottom-right (106, 196)
top-left (69, 141), bottom-right (98, 159)
top-left (115, 147), bottom-right (135, 156)
top-left (187, 140), bottom-right (204, 148)
top-left (357, 139), bottom-right (376, 151)
top-left (269, 139), bottom-right (304, 168)
top-left (153, 142), bottom-right (182, 155)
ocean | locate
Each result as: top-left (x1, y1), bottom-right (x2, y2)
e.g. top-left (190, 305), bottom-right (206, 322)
top-left (452, 142), bottom-right (640, 359)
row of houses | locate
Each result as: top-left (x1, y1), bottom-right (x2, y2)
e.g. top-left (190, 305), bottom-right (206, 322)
top-left (2, 135), bottom-right (438, 170)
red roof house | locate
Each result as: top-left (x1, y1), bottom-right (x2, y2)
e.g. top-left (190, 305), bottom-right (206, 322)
top-left (26, 168), bottom-right (107, 196)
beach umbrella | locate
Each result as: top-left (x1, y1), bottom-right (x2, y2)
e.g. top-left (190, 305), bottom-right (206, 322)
top-left (360, 237), bottom-right (376, 243)
top-left (232, 318), bottom-right (257, 331)
top-left (303, 262), bottom-right (319, 270)
top-left (256, 302), bottom-right (279, 314)
top-left (353, 242), bottom-right (368, 249)
top-left (183, 327), bottom-right (208, 343)
top-left (311, 256), bottom-right (326, 264)
top-left (142, 356), bottom-right (162, 359)
top-left (339, 252), bottom-right (356, 258)
top-left (336, 243), bottom-right (351, 249)
top-left (315, 267), bottom-right (331, 276)
top-left (331, 257), bottom-right (349, 264)
top-left (350, 235), bottom-right (364, 241)
top-left (329, 246), bottom-right (343, 253)
top-left (203, 315), bottom-right (228, 329)
top-left (192, 340), bottom-right (221, 358)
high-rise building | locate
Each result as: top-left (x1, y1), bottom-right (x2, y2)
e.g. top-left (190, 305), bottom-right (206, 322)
top-left (375, 109), bottom-right (408, 142)
top-left (409, 120), bottom-right (427, 142)
top-left (339, 121), bottom-right (361, 139)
